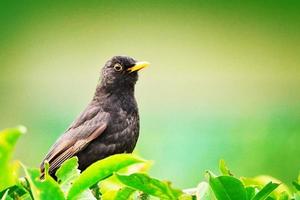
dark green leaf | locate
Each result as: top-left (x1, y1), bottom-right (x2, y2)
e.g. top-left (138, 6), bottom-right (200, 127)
top-left (90, 184), bottom-right (101, 200)
top-left (251, 182), bottom-right (279, 200)
top-left (245, 187), bottom-right (256, 200)
top-left (293, 181), bottom-right (300, 191)
top-left (0, 185), bottom-right (28, 200)
top-left (1, 190), bottom-right (9, 200)
top-left (208, 172), bottom-right (247, 200)
top-left (265, 197), bottom-right (275, 200)
top-left (138, 192), bottom-right (150, 200)
top-left (116, 173), bottom-right (182, 199)
top-left (19, 177), bottom-right (34, 200)
top-left (67, 154), bottom-right (143, 199)
top-left (0, 126), bottom-right (26, 191)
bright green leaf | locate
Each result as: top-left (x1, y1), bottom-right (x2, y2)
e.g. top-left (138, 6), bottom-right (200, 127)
top-left (251, 182), bottom-right (279, 200)
top-left (99, 161), bottom-right (152, 199)
top-left (22, 165), bottom-right (65, 200)
top-left (278, 191), bottom-right (289, 200)
top-left (182, 185), bottom-right (209, 199)
top-left (99, 160), bottom-right (152, 199)
top-left (195, 181), bottom-right (216, 200)
top-left (74, 190), bottom-right (96, 200)
top-left (119, 160), bottom-right (153, 175)
top-left (219, 160), bottom-right (233, 176)
top-left (102, 187), bottom-right (136, 200)
top-left (0, 126), bottom-right (26, 191)
top-left (99, 175), bottom-right (135, 200)
top-left (56, 157), bottom-right (80, 193)
top-left (55, 157), bottom-right (96, 200)
top-left (67, 154), bottom-right (143, 199)
top-left (115, 173), bottom-right (182, 199)
top-left (178, 193), bottom-right (194, 200)
top-left (99, 175), bottom-right (122, 195)
top-left (294, 193), bottom-right (300, 200)
top-left (114, 187), bottom-right (135, 200)
top-left (241, 175), bottom-right (290, 197)
top-left (102, 190), bottom-right (117, 200)
top-left (208, 172), bottom-right (247, 200)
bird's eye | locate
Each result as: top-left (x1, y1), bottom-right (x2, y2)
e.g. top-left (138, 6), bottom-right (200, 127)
top-left (114, 63), bottom-right (123, 72)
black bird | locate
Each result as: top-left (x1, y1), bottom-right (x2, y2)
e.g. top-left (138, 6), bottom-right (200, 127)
top-left (40, 55), bottom-right (149, 176)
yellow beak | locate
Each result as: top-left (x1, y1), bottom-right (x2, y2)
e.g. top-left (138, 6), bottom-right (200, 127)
top-left (128, 61), bottom-right (150, 73)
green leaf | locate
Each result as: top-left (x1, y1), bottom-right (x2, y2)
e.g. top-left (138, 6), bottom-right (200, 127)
top-left (278, 191), bottom-right (289, 200)
top-left (219, 160), bottom-right (233, 176)
top-left (115, 173), bottom-right (183, 199)
top-left (114, 187), bottom-right (136, 200)
top-left (119, 160), bottom-right (153, 175)
top-left (0, 126), bottom-right (26, 191)
top-left (178, 194), bottom-right (194, 200)
top-left (18, 177), bottom-right (34, 200)
top-left (138, 192), bottom-right (151, 200)
top-left (99, 175), bottom-right (122, 195)
top-left (56, 157), bottom-right (80, 193)
top-left (251, 182), bottom-right (279, 200)
top-left (195, 181), bottom-right (216, 200)
top-left (293, 181), bottom-right (300, 191)
top-left (241, 175), bottom-right (290, 197)
top-left (0, 185), bottom-right (28, 200)
top-left (55, 157), bottom-right (96, 200)
top-left (183, 181), bottom-right (216, 200)
top-left (102, 187), bottom-right (135, 200)
top-left (294, 193), bottom-right (300, 200)
top-left (22, 165), bottom-right (65, 200)
top-left (100, 175), bottom-right (136, 200)
top-left (245, 187), bottom-right (256, 200)
top-left (1, 190), bottom-right (9, 200)
top-left (99, 160), bottom-right (152, 199)
top-left (208, 172), bottom-right (247, 200)
top-left (67, 154), bottom-right (143, 199)
top-left (102, 190), bottom-right (117, 200)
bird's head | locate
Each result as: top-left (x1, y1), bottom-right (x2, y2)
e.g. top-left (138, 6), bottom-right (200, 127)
top-left (100, 55), bottom-right (149, 90)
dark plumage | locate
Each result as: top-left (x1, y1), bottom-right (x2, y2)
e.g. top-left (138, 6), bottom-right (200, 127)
top-left (40, 55), bottom-right (149, 177)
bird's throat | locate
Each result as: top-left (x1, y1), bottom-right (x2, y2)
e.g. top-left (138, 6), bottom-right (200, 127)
top-left (93, 83), bottom-right (135, 103)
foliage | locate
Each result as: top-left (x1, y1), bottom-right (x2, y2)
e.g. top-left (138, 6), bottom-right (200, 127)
top-left (0, 126), bottom-right (299, 200)
top-left (0, 126), bottom-right (26, 191)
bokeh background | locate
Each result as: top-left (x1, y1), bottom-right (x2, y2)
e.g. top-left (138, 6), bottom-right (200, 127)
top-left (1, 0), bottom-right (299, 188)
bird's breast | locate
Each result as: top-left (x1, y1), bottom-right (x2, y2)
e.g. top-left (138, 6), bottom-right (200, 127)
top-left (94, 93), bottom-right (139, 150)
top-left (108, 108), bottom-right (139, 135)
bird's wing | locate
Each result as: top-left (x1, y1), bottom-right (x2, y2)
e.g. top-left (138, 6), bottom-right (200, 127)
top-left (66, 104), bottom-right (101, 130)
top-left (40, 109), bottom-right (110, 174)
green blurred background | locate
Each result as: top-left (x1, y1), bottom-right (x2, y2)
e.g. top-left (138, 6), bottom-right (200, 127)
top-left (0, 0), bottom-right (299, 188)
